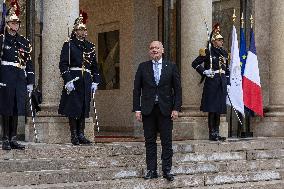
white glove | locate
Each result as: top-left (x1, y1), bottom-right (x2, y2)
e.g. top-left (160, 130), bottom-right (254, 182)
top-left (203, 69), bottom-right (215, 77)
top-left (27, 84), bottom-right (33, 93)
top-left (65, 81), bottom-right (75, 94)
top-left (227, 85), bottom-right (230, 94)
top-left (91, 83), bottom-right (98, 94)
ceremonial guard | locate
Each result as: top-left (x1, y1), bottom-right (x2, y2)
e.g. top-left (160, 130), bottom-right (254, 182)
top-left (58, 13), bottom-right (100, 145)
top-left (192, 24), bottom-right (229, 141)
top-left (0, 3), bottom-right (35, 150)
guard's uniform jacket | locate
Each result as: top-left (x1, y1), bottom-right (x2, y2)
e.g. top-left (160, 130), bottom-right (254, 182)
top-left (192, 46), bottom-right (229, 114)
top-left (0, 33), bottom-right (35, 116)
top-left (58, 37), bottom-right (100, 118)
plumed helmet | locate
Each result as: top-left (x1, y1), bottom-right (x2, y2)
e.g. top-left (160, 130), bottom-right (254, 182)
top-left (73, 10), bottom-right (88, 31)
top-left (6, 1), bottom-right (21, 23)
top-left (211, 33), bottom-right (224, 41)
top-left (210, 23), bottom-right (224, 41)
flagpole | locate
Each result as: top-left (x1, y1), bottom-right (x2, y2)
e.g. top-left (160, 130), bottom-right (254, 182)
top-left (241, 12), bottom-right (244, 28)
top-left (232, 9), bottom-right (236, 23)
top-left (228, 9), bottom-right (244, 126)
top-left (239, 12), bottom-right (247, 137)
top-left (249, 14), bottom-right (254, 29)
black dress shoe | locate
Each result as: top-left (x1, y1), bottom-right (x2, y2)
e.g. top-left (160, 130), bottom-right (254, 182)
top-left (78, 134), bottom-right (92, 145)
top-left (163, 172), bottom-right (174, 181)
top-left (216, 136), bottom-right (226, 141)
top-left (70, 134), bottom-right (80, 145)
top-left (10, 141), bottom-right (25, 150)
top-left (209, 136), bottom-right (218, 141)
top-left (144, 170), bottom-right (158, 180)
top-left (2, 140), bottom-right (11, 150)
top-left (71, 138), bottom-right (80, 145)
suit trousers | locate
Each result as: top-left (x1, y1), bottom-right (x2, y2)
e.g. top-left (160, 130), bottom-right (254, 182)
top-left (142, 104), bottom-right (173, 172)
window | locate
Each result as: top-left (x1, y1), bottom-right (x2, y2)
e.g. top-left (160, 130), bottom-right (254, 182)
top-left (97, 30), bottom-right (120, 90)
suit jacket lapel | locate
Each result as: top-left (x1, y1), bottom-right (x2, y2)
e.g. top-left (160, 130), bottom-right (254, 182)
top-left (159, 60), bottom-right (167, 86)
top-left (146, 60), bottom-right (156, 85)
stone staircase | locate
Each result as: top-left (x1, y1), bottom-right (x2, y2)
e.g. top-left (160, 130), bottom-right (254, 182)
top-left (0, 137), bottom-right (283, 189)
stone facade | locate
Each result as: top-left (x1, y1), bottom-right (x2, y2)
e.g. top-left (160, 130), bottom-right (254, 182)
top-left (1, 0), bottom-right (283, 143)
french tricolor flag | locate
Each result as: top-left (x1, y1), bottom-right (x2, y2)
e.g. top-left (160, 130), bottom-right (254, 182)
top-left (242, 28), bottom-right (263, 116)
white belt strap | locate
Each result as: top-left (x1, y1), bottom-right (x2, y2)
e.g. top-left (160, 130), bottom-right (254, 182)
top-left (1, 61), bottom-right (26, 69)
top-left (213, 70), bottom-right (225, 74)
top-left (70, 67), bottom-right (91, 74)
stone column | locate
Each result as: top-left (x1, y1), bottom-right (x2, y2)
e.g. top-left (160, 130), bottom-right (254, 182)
top-left (41, 0), bottom-right (78, 107)
top-left (268, 0), bottom-right (284, 114)
top-left (174, 0), bottom-right (227, 139)
top-left (181, 0), bottom-right (211, 111)
top-left (252, 0), bottom-right (284, 137)
top-left (26, 0), bottom-right (94, 143)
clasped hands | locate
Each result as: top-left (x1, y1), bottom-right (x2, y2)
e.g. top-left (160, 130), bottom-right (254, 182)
top-left (65, 81), bottom-right (98, 94)
top-left (203, 69), bottom-right (215, 77)
top-left (135, 110), bottom-right (179, 122)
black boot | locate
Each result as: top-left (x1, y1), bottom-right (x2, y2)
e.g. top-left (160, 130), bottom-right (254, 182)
top-left (77, 118), bottom-right (91, 145)
top-left (10, 136), bottom-right (25, 150)
top-left (69, 118), bottom-right (80, 145)
top-left (9, 116), bottom-right (25, 150)
top-left (2, 140), bottom-right (11, 150)
top-left (162, 171), bottom-right (174, 181)
top-left (214, 113), bottom-right (226, 141)
top-left (208, 113), bottom-right (218, 141)
top-left (2, 116), bottom-right (11, 150)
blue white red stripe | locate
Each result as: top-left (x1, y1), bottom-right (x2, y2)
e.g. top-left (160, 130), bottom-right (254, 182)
top-left (242, 28), bottom-right (263, 116)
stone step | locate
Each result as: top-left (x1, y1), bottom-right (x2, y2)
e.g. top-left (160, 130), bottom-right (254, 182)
top-left (0, 160), bottom-right (221, 178)
top-left (0, 167), bottom-right (142, 187)
top-left (175, 151), bottom-right (247, 163)
top-left (1, 171), bottom-right (283, 189)
top-left (225, 158), bottom-right (284, 172)
top-left (0, 175), bottom-right (204, 189)
top-left (0, 156), bottom-right (145, 173)
top-left (1, 156), bottom-right (283, 176)
top-left (0, 138), bottom-right (283, 160)
top-left (190, 138), bottom-right (284, 153)
top-left (187, 180), bottom-right (284, 189)
top-left (204, 169), bottom-right (283, 185)
top-left (0, 151), bottom-right (251, 173)
top-left (0, 161), bottom-right (224, 187)
top-left (172, 159), bottom-right (284, 175)
top-left (1, 156), bottom-right (282, 178)
top-left (3, 152), bottom-right (282, 175)
top-left (0, 161), bottom-right (283, 187)
top-left (247, 149), bottom-right (284, 160)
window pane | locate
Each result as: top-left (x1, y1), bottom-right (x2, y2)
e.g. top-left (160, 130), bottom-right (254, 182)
top-left (98, 30), bottom-right (120, 90)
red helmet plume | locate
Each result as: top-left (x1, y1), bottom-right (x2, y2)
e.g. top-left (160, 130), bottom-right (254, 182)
top-left (79, 10), bottom-right (88, 24)
top-left (10, 0), bottom-right (20, 16)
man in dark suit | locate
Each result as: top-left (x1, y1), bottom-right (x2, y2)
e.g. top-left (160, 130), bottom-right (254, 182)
top-left (133, 41), bottom-right (182, 181)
